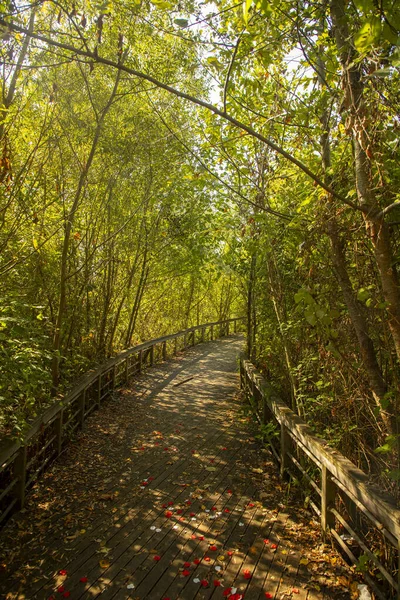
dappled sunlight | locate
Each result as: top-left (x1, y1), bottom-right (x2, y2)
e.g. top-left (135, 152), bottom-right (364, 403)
top-left (0, 337), bottom-right (354, 600)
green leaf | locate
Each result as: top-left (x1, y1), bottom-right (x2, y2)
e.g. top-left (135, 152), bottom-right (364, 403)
top-left (353, 0), bottom-right (374, 12)
top-left (387, 469), bottom-right (400, 481)
top-left (375, 435), bottom-right (398, 453)
top-left (354, 17), bottom-right (382, 53)
top-left (243, 0), bottom-right (253, 25)
top-left (357, 287), bottom-right (370, 302)
top-left (150, 0), bottom-right (173, 9)
top-left (174, 18), bottom-right (188, 27)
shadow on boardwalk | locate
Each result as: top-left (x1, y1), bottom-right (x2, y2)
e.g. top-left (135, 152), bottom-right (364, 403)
top-left (0, 336), bottom-right (355, 600)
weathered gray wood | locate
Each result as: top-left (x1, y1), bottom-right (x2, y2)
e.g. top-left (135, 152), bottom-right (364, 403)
top-left (241, 358), bottom-right (400, 542)
top-left (0, 318), bottom-right (244, 529)
top-left (55, 409), bottom-right (63, 456)
top-left (125, 357), bottom-right (129, 382)
top-left (280, 424), bottom-right (290, 479)
top-left (149, 345), bottom-right (154, 366)
top-left (78, 390), bottom-right (85, 429)
top-left (97, 374), bottom-right (102, 406)
top-left (112, 364), bottom-right (116, 390)
top-left (13, 445), bottom-right (27, 509)
top-left (321, 465), bottom-right (336, 539)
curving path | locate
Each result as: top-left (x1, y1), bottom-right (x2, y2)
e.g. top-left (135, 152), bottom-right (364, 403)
top-left (0, 336), bottom-right (354, 600)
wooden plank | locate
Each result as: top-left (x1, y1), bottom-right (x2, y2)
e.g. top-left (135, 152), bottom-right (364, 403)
top-left (242, 359), bottom-right (400, 540)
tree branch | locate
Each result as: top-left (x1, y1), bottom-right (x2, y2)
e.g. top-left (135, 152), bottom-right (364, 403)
top-left (0, 17), bottom-right (361, 211)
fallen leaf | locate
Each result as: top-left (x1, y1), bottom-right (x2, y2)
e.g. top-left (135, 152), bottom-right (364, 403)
top-left (99, 560), bottom-right (110, 569)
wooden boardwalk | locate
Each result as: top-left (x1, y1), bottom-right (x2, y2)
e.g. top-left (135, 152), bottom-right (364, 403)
top-left (0, 336), bottom-right (355, 600)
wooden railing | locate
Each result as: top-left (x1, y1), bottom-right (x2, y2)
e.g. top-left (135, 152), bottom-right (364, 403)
top-left (240, 358), bottom-right (400, 600)
top-left (0, 317), bottom-right (244, 529)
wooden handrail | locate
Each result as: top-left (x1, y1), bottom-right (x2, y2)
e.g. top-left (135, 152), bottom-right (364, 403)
top-left (0, 317), bottom-right (244, 528)
top-left (240, 358), bottom-right (400, 600)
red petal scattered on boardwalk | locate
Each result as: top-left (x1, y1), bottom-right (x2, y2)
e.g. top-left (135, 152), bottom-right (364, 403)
top-left (265, 593), bottom-right (273, 599)
top-left (153, 555), bottom-right (161, 561)
top-left (194, 558), bottom-right (201, 565)
top-left (223, 588), bottom-right (232, 597)
top-left (58, 570), bottom-right (67, 576)
top-left (57, 586), bottom-right (65, 594)
top-left (201, 579), bottom-right (209, 587)
top-left (213, 579), bottom-right (221, 586)
top-left (62, 593), bottom-right (70, 598)
top-left (168, 501), bottom-right (174, 506)
top-left (263, 539), bottom-right (269, 544)
top-left (184, 562), bottom-right (191, 568)
top-left (165, 511), bottom-right (173, 518)
top-left (182, 569), bottom-right (190, 576)
top-left (204, 556), bottom-right (211, 562)
top-left (198, 535), bottom-right (204, 540)
top-left (209, 545), bottom-right (217, 551)
top-left (243, 569), bottom-right (252, 579)
top-left (270, 543), bottom-right (277, 549)
top-left (79, 577), bottom-right (88, 583)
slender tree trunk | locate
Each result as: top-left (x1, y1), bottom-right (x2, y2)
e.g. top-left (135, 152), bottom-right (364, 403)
top-left (247, 253), bottom-right (256, 359)
top-left (51, 69), bottom-right (121, 392)
top-left (125, 248), bottom-right (149, 347)
top-left (330, 0), bottom-right (400, 368)
top-left (313, 30), bottom-right (391, 428)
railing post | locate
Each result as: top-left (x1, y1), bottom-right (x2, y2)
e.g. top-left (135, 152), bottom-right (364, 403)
top-left (14, 445), bottom-right (27, 509)
top-left (112, 364), bottom-right (116, 390)
top-left (321, 465), bottom-right (336, 541)
top-left (210, 325), bottom-right (214, 340)
top-left (97, 374), bottom-right (102, 406)
top-left (183, 333), bottom-right (187, 349)
top-left (150, 345), bottom-right (154, 366)
top-left (55, 408), bottom-right (63, 455)
top-left (162, 341), bottom-right (167, 361)
top-left (234, 319), bottom-right (237, 333)
top-left (125, 357), bottom-right (129, 382)
top-left (192, 330), bottom-right (195, 346)
top-left (398, 540), bottom-right (400, 600)
top-left (174, 337), bottom-right (178, 355)
top-left (280, 423), bottom-right (290, 479)
top-left (201, 327), bottom-right (205, 342)
top-left (78, 389), bottom-right (86, 428)
top-left (262, 389), bottom-right (267, 425)
top-left (226, 321), bottom-right (230, 336)
top-left (138, 349), bottom-right (143, 373)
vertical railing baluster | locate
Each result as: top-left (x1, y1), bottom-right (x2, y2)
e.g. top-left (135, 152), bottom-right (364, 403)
top-left (14, 445), bottom-right (27, 509)
top-left (321, 466), bottom-right (336, 541)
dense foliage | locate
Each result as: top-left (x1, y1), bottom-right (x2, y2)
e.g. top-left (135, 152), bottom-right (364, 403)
top-left (0, 0), bottom-right (399, 495)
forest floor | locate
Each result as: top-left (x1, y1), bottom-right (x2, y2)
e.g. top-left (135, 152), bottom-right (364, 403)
top-left (0, 336), bottom-right (359, 600)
